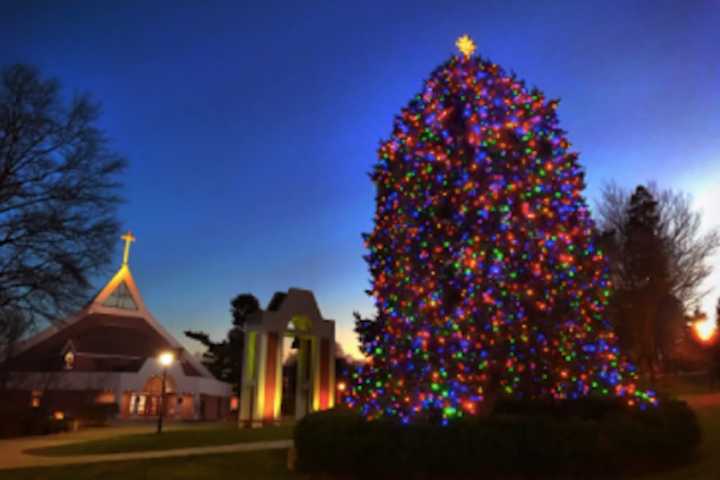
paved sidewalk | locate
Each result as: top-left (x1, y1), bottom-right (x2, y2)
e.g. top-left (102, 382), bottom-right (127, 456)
top-left (0, 425), bottom-right (292, 470)
top-left (683, 392), bottom-right (720, 409)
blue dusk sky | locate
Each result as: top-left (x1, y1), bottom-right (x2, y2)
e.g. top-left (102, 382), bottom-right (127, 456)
top-left (2, 0), bottom-right (719, 357)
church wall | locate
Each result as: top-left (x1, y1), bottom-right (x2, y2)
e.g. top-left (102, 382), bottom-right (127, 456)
top-left (201, 394), bottom-right (218, 420)
top-left (7, 371), bottom-right (125, 392)
top-left (120, 392), bottom-right (132, 418)
top-left (6, 367), bottom-right (231, 422)
top-left (4, 389), bottom-right (104, 417)
top-left (180, 394), bottom-right (194, 418)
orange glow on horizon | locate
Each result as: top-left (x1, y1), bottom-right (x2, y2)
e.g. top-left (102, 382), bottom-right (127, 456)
top-left (692, 313), bottom-right (718, 344)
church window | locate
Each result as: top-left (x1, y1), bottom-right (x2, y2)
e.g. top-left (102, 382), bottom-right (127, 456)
top-left (103, 281), bottom-right (138, 310)
top-left (130, 394), bottom-right (148, 415)
top-left (64, 351), bottom-right (75, 370)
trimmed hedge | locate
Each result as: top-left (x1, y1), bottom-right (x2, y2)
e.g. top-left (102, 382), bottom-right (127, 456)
top-left (0, 401), bottom-right (70, 438)
top-left (295, 398), bottom-right (701, 478)
top-left (73, 403), bottom-right (119, 427)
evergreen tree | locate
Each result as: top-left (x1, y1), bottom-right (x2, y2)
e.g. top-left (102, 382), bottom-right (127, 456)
top-left (597, 182), bottom-right (719, 310)
top-left (599, 185), bottom-right (706, 376)
top-left (185, 293), bottom-right (260, 395)
top-left (353, 311), bottom-right (381, 357)
top-left (625, 186), bottom-right (667, 290)
top-left (349, 37), bottom-right (654, 423)
top-left (622, 186), bottom-right (669, 378)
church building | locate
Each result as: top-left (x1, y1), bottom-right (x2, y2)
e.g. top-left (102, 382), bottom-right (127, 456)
top-left (3, 232), bottom-right (233, 421)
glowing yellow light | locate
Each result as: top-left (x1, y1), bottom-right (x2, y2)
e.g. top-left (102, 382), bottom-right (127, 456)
top-left (455, 34), bottom-right (476, 58)
top-left (121, 230), bottom-right (136, 266)
top-left (692, 313), bottom-right (717, 343)
top-left (158, 351), bottom-right (175, 367)
top-left (53, 411), bottom-right (64, 420)
top-left (337, 381), bottom-right (347, 392)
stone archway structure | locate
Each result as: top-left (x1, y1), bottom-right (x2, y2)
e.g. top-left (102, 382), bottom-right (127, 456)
top-left (239, 288), bottom-right (335, 427)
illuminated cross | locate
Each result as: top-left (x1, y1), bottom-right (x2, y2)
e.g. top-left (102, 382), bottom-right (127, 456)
top-left (121, 231), bottom-right (136, 266)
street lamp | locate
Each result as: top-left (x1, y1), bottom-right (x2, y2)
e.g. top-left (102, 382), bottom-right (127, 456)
top-left (156, 350), bottom-right (175, 434)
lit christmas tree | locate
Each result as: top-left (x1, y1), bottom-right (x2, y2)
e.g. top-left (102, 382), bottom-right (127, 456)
top-left (349, 35), bottom-right (656, 423)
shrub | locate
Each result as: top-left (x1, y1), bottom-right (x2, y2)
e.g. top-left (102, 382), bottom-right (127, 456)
top-left (73, 402), bottom-right (119, 427)
top-left (23, 409), bottom-right (70, 436)
top-left (0, 402), bottom-right (70, 438)
top-left (295, 399), bottom-right (700, 478)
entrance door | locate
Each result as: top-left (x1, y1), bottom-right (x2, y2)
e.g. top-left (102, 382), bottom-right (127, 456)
top-left (147, 395), bottom-right (159, 416)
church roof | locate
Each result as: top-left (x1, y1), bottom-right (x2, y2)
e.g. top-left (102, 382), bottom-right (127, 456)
top-left (8, 232), bottom-right (212, 379)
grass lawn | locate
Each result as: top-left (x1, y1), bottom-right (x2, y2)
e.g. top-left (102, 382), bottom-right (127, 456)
top-left (7, 391), bottom-right (720, 479)
top-left (2, 450), bottom-right (296, 480)
top-left (638, 395), bottom-right (720, 480)
top-left (26, 424), bottom-right (293, 456)
top-left (654, 372), bottom-right (719, 397)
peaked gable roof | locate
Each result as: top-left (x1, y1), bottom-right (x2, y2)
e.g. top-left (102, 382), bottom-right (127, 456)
top-left (10, 254), bottom-right (214, 379)
top-left (90, 264), bottom-right (147, 316)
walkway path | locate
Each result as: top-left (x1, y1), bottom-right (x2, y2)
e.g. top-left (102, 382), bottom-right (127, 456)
top-left (683, 392), bottom-right (720, 409)
top-left (0, 424), bottom-right (292, 471)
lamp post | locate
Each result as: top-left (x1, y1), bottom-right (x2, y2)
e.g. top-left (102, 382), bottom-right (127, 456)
top-left (157, 351), bottom-right (175, 434)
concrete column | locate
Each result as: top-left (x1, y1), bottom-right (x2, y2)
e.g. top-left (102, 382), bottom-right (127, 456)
top-left (252, 332), bottom-right (268, 427)
top-left (318, 338), bottom-right (334, 410)
top-left (294, 338), bottom-right (310, 419)
top-left (272, 332), bottom-right (283, 423)
top-left (311, 337), bottom-right (320, 412)
top-left (327, 340), bottom-right (336, 409)
top-left (260, 332), bottom-right (281, 424)
top-left (239, 330), bottom-right (264, 428)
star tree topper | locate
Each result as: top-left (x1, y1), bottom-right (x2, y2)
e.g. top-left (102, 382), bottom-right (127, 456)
top-left (455, 34), bottom-right (476, 58)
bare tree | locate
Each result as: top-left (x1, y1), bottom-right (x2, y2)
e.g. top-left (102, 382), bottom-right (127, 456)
top-left (0, 64), bottom-right (125, 344)
top-left (596, 182), bottom-right (720, 308)
top-left (596, 182), bottom-right (719, 378)
top-left (0, 309), bottom-right (30, 388)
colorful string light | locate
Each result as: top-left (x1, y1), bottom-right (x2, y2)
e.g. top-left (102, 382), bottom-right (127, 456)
top-left (347, 37), bottom-right (656, 423)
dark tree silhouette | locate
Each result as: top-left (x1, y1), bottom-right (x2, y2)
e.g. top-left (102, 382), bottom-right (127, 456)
top-left (185, 293), bottom-right (260, 394)
top-left (230, 294), bottom-right (260, 325)
top-left (597, 183), bottom-right (719, 377)
top-left (0, 64), bottom-right (125, 346)
top-left (597, 182), bottom-right (719, 307)
top-left (624, 186), bottom-right (668, 379)
top-left (352, 311), bottom-right (380, 357)
top-left (0, 309), bottom-right (30, 388)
